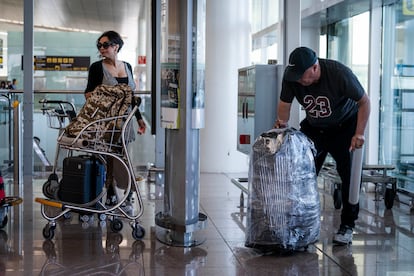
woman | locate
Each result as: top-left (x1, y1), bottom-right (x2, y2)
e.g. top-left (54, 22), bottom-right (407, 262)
top-left (85, 30), bottom-right (146, 134)
top-left (85, 30), bottom-right (145, 206)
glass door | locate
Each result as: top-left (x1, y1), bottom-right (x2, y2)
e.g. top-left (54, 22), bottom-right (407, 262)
top-left (380, 2), bottom-right (414, 193)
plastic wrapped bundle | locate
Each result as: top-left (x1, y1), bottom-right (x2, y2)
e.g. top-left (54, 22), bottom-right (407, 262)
top-left (245, 128), bottom-right (320, 252)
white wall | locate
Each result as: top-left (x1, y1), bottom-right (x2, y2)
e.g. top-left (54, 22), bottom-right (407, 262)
top-left (201, 0), bottom-right (251, 173)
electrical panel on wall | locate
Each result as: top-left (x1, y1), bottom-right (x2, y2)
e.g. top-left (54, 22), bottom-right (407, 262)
top-left (237, 64), bottom-right (282, 155)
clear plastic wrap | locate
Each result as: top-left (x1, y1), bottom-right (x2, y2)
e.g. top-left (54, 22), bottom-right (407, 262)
top-left (245, 128), bottom-right (320, 251)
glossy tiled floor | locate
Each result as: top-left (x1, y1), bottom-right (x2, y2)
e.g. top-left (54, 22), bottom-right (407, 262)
top-left (1, 169), bottom-right (414, 275)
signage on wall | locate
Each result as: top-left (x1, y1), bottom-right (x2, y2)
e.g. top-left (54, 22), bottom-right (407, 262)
top-left (22, 55), bottom-right (90, 71)
top-left (0, 38), bottom-right (3, 69)
top-left (403, 0), bottom-right (414, 15)
top-left (0, 35), bottom-right (6, 76)
top-left (138, 55), bottom-right (146, 65)
top-left (160, 64), bottom-right (180, 129)
top-left (34, 56), bottom-right (90, 71)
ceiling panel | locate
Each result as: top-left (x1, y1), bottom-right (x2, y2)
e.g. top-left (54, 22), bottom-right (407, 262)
top-left (0, 0), bottom-right (144, 38)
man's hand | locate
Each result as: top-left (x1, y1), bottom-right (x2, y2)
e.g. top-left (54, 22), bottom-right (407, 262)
top-left (275, 100), bottom-right (291, 129)
top-left (350, 134), bottom-right (365, 151)
top-left (274, 119), bottom-right (288, 128)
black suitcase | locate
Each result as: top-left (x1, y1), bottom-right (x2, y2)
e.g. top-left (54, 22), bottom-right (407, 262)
top-left (58, 155), bottom-right (105, 204)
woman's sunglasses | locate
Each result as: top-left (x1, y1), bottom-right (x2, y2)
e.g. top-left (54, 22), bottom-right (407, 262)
top-left (97, 41), bottom-right (115, 49)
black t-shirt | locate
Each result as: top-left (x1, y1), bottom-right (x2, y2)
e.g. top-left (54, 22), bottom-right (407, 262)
top-left (280, 59), bottom-right (365, 128)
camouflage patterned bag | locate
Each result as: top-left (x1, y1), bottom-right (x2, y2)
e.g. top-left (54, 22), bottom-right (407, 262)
top-left (65, 83), bottom-right (132, 143)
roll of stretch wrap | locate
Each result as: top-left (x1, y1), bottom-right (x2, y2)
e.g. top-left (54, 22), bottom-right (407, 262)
top-left (349, 148), bottom-right (364, 205)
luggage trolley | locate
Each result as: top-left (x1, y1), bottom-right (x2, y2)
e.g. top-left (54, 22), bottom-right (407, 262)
top-left (38, 99), bottom-right (77, 199)
top-left (0, 172), bottom-right (23, 229)
top-left (35, 104), bottom-right (145, 241)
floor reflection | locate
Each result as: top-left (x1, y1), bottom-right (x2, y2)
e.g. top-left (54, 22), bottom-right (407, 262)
top-left (0, 230), bottom-right (22, 275)
top-left (40, 220), bottom-right (145, 275)
top-left (153, 243), bottom-right (208, 274)
top-left (0, 172), bottom-right (413, 274)
top-left (234, 246), bottom-right (321, 275)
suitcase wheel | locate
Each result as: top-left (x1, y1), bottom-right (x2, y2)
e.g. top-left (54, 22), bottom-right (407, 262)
top-left (132, 224), bottom-right (145, 240)
top-left (63, 212), bottom-right (72, 220)
top-left (43, 173), bottom-right (60, 199)
top-left (110, 219), bottom-right (123, 232)
top-left (99, 214), bottom-right (107, 221)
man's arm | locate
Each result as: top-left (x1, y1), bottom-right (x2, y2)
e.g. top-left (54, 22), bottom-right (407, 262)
top-left (350, 93), bottom-right (371, 150)
top-left (274, 100), bottom-right (292, 128)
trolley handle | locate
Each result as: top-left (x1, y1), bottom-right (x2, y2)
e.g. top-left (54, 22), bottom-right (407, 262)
top-left (39, 99), bottom-right (77, 121)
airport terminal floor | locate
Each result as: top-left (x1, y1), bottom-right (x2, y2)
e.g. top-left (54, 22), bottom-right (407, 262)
top-left (0, 169), bottom-right (413, 275)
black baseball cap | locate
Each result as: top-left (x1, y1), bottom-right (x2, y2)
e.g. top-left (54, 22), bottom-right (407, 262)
top-left (283, 47), bottom-right (318, 82)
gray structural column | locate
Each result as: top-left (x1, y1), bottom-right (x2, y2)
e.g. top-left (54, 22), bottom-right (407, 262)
top-left (282, 0), bottom-right (301, 129)
top-left (23, 0), bottom-right (34, 270)
top-left (152, 0), bottom-right (165, 179)
top-left (155, 0), bottom-right (207, 247)
top-left (23, 0), bottom-right (34, 188)
top-left (366, 3), bottom-right (382, 164)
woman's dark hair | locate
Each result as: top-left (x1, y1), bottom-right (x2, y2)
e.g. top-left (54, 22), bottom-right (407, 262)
top-left (97, 30), bottom-right (124, 52)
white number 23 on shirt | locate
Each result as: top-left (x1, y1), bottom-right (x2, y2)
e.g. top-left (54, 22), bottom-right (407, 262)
top-left (303, 95), bottom-right (332, 118)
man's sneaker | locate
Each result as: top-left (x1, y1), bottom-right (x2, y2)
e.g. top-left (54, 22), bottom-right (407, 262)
top-left (333, 225), bottom-right (353, 245)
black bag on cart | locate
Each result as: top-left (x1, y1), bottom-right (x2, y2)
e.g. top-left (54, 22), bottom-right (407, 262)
top-left (245, 128), bottom-right (320, 252)
top-left (58, 155), bottom-right (105, 204)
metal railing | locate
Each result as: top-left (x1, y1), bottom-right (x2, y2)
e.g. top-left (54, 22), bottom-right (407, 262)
top-left (0, 89), bottom-right (152, 176)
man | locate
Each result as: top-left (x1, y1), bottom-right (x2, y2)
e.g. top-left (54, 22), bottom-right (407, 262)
top-left (9, 79), bottom-right (17, 90)
top-left (275, 47), bottom-right (371, 245)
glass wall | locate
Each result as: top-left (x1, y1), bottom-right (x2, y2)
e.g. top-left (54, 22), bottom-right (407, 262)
top-left (380, 1), bottom-right (414, 193)
top-left (251, 0), bottom-right (279, 64)
top-left (0, 0), bottom-right (153, 173)
top-left (325, 12), bottom-right (370, 90)
top-left (301, 0), bottom-right (414, 195)
top-left (0, 4), bottom-right (22, 174)
top-left (316, 1), bottom-right (414, 195)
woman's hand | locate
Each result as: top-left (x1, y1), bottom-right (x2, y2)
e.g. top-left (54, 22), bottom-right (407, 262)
top-left (137, 119), bottom-right (146, 134)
